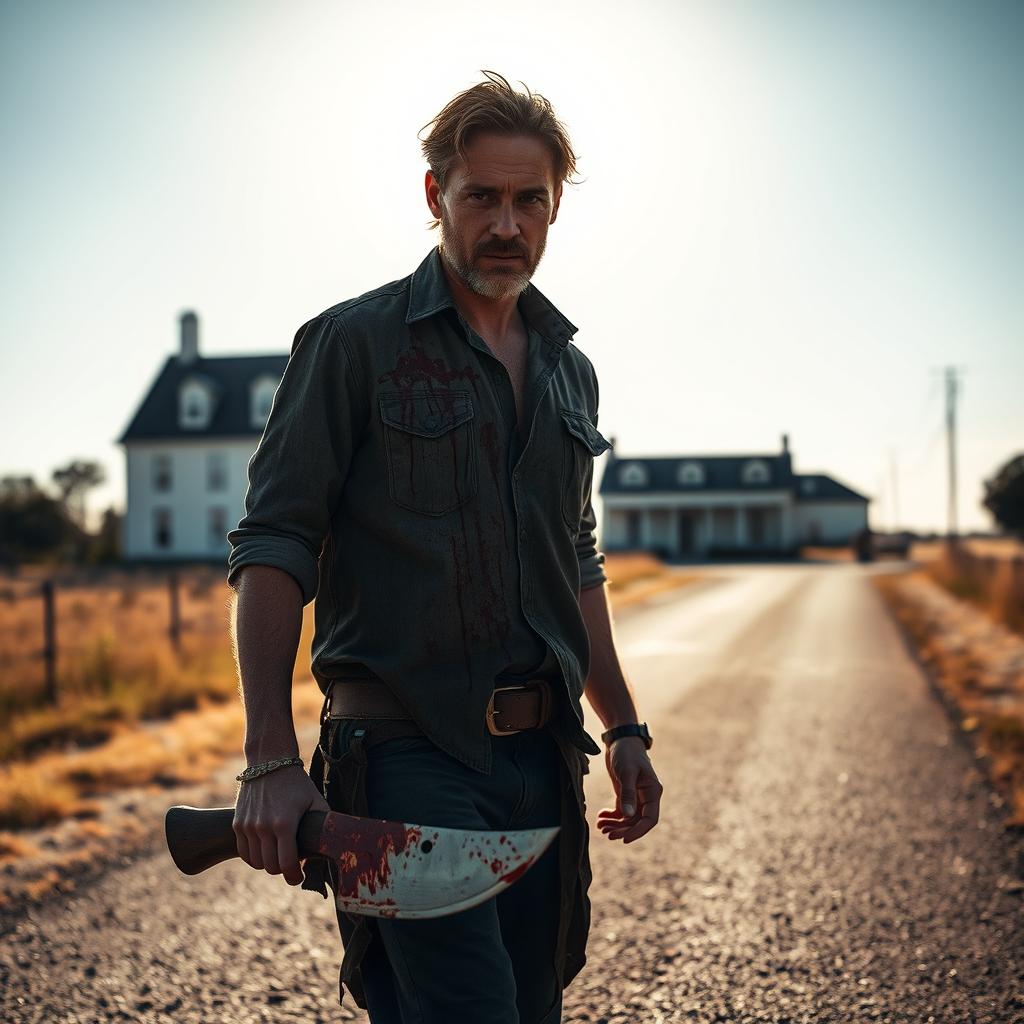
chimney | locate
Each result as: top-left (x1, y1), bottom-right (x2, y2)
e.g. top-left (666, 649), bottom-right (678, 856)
top-left (179, 311), bottom-right (199, 364)
top-left (779, 432), bottom-right (793, 479)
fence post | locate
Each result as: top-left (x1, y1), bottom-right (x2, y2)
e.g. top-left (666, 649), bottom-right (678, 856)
top-left (41, 579), bottom-right (57, 704)
top-left (169, 569), bottom-right (181, 652)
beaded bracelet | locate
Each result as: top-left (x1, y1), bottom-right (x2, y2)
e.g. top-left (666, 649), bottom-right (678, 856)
top-left (235, 756), bottom-right (304, 783)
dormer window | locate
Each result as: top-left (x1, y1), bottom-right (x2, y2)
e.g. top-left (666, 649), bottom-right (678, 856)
top-left (250, 375), bottom-right (279, 430)
top-left (618, 462), bottom-right (649, 487)
top-left (677, 461), bottom-right (705, 486)
top-left (741, 459), bottom-right (770, 485)
top-left (179, 378), bottom-right (213, 430)
top-left (801, 478), bottom-right (817, 495)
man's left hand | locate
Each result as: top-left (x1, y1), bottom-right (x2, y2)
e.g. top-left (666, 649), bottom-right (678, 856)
top-left (597, 737), bottom-right (663, 843)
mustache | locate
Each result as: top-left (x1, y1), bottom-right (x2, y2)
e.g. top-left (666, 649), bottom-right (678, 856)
top-left (475, 242), bottom-right (528, 259)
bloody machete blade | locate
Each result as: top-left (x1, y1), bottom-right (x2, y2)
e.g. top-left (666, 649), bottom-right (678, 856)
top-left (315, 810), bottom-right (559, 919)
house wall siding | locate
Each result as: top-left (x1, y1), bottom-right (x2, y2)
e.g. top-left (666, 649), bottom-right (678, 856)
top-left (124, 438), bottom-right (261, 559)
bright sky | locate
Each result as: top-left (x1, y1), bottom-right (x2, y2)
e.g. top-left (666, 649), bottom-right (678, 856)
top-left (2, 0), bottom-right (1021, 536)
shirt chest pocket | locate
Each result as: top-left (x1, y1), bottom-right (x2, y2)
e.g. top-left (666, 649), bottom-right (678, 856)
top-left (560, 408), bottom-right (612, 530)
top-left (378, 390), bottom-right (478, 515)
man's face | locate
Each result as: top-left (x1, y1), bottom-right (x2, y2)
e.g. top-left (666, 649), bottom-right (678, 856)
top-left (425, 133), bottom-right (562, 302)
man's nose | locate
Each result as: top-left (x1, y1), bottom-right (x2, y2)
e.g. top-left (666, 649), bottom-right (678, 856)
top-left (490, 201), bottom-right (520, 239)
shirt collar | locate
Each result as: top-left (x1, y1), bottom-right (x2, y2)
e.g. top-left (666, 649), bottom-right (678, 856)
top-left (405, 245), bottom-right (579, 345)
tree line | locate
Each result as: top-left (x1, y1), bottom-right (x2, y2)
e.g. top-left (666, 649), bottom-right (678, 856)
top-left (0, 459), bottom-right (120, 567)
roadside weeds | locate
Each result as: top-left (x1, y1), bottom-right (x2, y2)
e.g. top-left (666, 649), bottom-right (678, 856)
top-left (872, 570), bottom-right (1024, 830)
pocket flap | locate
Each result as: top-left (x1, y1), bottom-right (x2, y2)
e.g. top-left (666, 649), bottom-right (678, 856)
top-left (379, 390), bottom-right (474, 438)
top-left (560, 409), bottom-right (612, 457)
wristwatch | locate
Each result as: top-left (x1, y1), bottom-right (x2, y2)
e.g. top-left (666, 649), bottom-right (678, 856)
top-left (601, 722), bottom-right (653, 750)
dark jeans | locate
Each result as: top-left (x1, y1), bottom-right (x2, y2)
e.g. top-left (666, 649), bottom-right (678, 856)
top-left (328, 720), bottom-right (565, 1024)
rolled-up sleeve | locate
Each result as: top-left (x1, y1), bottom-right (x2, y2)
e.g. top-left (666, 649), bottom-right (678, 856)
top-left (576, 366), bottom-right (609, 591)
top-left (226, 314), bottom-right (364, 605)
top-left (576, 480), bottom-right (608, 591)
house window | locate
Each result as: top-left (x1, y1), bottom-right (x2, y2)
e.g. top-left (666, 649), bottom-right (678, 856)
top-left (741, 459), bottom-right (770, 485)
top-left (677, 461), bottom-right (705, 486)
top-left (153, 454), bottom-right (172, 492)
top-left (207, 451), bottom-right (227, 491)
top-left (208, 506), bottom-right (228, 550)
top-left (153, 507), bottom-right (173, 550)
top-left (618, 462), bottom-right (648, 487)
top-left (250, 376), bottom-right (279, 429)
top-left (801, 478), bottom-right (817, 495)
top-left (179, 379), bottom-right (212, 430)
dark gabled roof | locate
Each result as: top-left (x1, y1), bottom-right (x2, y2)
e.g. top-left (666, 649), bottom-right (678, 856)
top-left (117, 353), bottom-right (288, 443)
top-left (598, 453), bottom-right (869, 504)
top-left (793, 473), bottom-right (869, 502)
top-left (599, 453), bottom-right (794, 494)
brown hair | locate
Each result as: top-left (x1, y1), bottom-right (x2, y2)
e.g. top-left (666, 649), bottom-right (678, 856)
top-left (418, 70), bottom-right (581, 230)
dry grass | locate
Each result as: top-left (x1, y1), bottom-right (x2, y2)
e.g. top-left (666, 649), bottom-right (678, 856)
top-left (912, 539), bottom-right (1024, 636)
top-left (1, 566), bottom-right (238, 735)
top-left (873, 572), bottom-right (1024, 828)
top-left (603, 551), bottom-right (701, 607)
top-left (0, 565), bottom-right (321, 829)
top-left (912, 537), bottom-right (1024, 562)
top-left (0, 683), bottom-right (325, 831)
top-left (0, 831), bottom-right (40, 861)
top-left (604, 551), bottom-right (676, 588)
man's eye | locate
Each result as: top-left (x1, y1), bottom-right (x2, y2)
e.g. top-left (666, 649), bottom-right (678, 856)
top-left (521, 196), bottom-right (543, 205)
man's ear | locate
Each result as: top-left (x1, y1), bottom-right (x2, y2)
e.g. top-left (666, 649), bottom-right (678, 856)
top-left (549, 183), bottom-right (563, 225)
top-left (425, 170), bottom-right (443, 220)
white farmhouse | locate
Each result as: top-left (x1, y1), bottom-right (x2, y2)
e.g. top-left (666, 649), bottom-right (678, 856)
top-left (599, 434), bottom-right (870, 559)
top-left (117, 312), bottom-right (286, 562)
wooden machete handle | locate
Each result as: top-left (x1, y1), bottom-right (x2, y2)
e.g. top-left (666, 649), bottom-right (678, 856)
top-left (164, 805), bottom-right (327, 875)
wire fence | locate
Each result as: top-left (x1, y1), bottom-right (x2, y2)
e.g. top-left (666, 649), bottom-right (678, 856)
top-left (0, 565), bottom-right (233, 718)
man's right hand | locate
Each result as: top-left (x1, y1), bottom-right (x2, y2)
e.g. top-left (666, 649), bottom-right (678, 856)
top-left (233, 764), bottom-right (331, 886)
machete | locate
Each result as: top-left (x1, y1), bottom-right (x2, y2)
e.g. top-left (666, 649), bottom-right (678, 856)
top-left (165, 805), bottom-right (558, 919)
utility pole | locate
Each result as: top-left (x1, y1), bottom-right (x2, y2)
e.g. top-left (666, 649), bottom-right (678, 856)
top-left (942, 366), bottom-right (966, 540)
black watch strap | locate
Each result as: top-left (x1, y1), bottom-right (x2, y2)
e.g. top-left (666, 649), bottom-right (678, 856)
top-left (600, 722), bottom-right (653, 750)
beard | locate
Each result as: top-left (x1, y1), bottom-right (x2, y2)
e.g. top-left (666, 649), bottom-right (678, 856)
top-left (438, 207), bottom-right (546, 301)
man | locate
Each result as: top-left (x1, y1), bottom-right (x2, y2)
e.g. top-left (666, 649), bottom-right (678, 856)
top-left (227, 71), bottom-right (663, 1024)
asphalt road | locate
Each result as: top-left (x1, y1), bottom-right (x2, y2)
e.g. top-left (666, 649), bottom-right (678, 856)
top-left (3, 564), bottom-right (1023, 1023)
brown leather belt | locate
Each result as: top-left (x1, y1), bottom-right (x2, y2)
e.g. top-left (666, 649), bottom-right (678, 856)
top-left (327, 677), bottom-right (554, 736)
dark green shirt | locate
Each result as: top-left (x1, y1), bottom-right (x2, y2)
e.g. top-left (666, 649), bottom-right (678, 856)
top-left (226, 246), bottom-right (610, 772)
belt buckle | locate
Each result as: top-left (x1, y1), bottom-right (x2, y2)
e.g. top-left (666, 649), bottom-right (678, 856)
top-left (486, 684), bottom-right (528, 736)
top-left (485, 680), bottom-right (551, 736)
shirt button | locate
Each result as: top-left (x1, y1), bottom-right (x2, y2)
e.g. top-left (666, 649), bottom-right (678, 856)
top-left (519, 527), bottom-right (527, 541)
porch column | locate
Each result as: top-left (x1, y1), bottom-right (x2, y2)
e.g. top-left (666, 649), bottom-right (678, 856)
top-left (779, 501), bottom-right (794, 550)
top-left (640, 507), bottom-right (654, 551)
